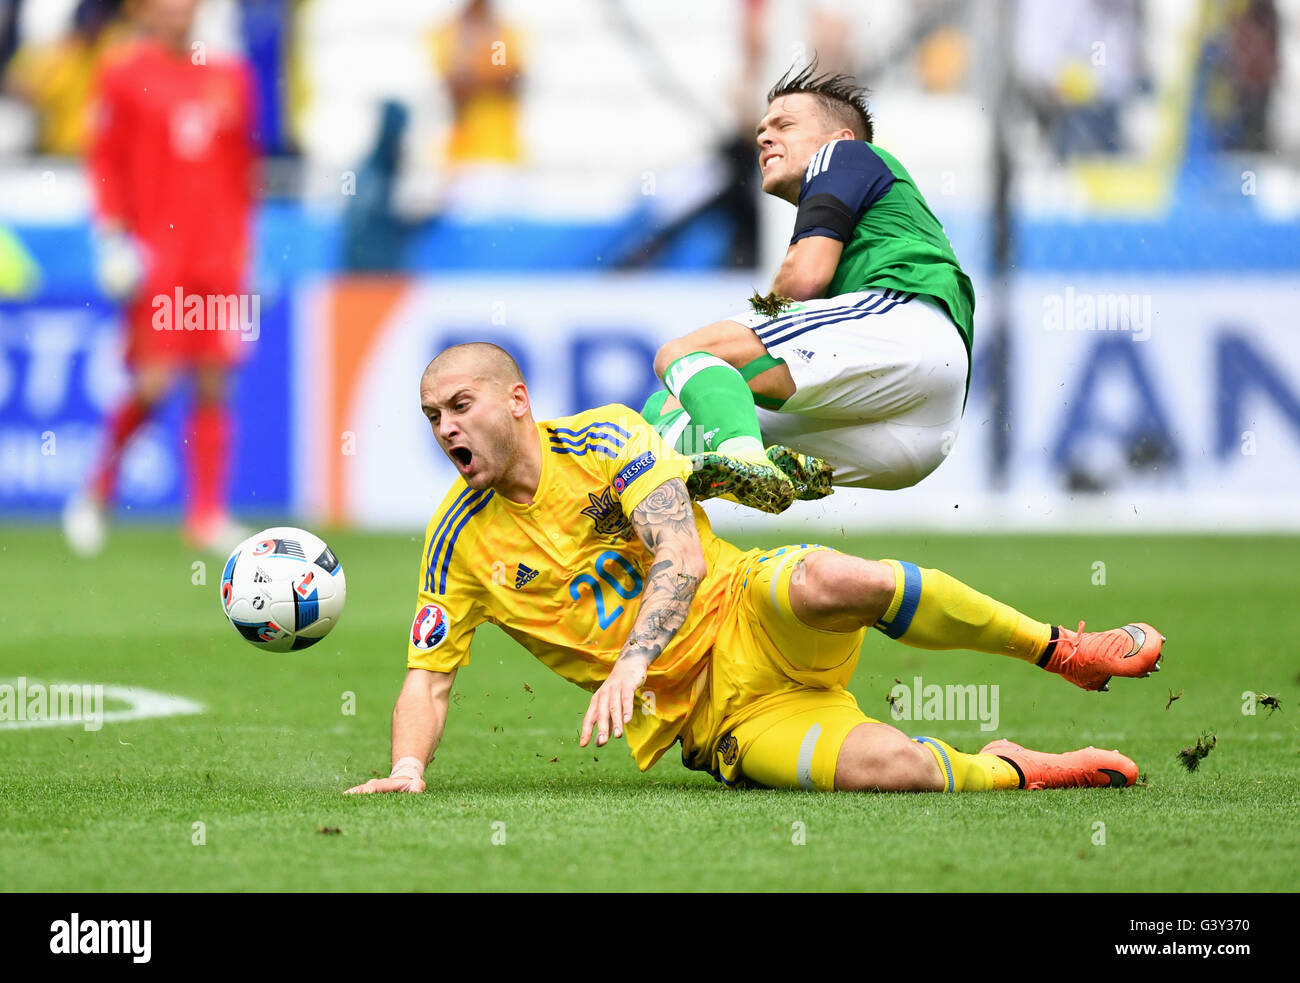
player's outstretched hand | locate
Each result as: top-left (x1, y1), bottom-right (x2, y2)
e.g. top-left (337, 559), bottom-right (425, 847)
top-left (343, 776), bottom-right (426, 795)
top-left (580, 655), bottom-right (649, 748)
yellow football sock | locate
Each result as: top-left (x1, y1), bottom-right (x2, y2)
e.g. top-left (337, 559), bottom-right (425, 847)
top-left (875, 559), bottom-right (1052, 663)
top-left (913, 736), bottom-right (1022, 791)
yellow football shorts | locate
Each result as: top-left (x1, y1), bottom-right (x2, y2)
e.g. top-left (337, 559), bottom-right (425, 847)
top-left (686, 544), bottom-right (881, 792)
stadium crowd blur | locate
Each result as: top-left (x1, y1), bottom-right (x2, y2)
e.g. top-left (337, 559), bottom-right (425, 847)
top-left (0, 0), bottom-right (1294, 280)
top-left (0, 0), bottom-right (1295, 528)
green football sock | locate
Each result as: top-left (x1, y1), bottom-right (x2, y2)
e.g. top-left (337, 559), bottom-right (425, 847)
top-left (640, 388), bottom-right (671, 423)
top-left (650, 406), bottom-right (709, 455)
top-left (662, 352), bottom-right (763, 457)
top-left (641, 389), bottom-right (703, 453)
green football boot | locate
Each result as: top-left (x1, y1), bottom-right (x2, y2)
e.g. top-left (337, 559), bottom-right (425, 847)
top-left (765, 445), bottom-right (834, 500)
top-left (685, 451), bottom-right (797, 514)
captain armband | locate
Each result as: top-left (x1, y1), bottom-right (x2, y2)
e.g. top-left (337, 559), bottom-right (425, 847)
top-left (791, 193), bottom-right (857, 242)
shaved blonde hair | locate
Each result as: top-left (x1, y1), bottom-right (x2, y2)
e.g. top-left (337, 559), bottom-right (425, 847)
top-left (422, 342), bottom-right (524, 388)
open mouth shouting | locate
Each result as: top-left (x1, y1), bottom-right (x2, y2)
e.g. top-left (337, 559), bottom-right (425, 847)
top-left (448, 445), bottom-right (474, 476)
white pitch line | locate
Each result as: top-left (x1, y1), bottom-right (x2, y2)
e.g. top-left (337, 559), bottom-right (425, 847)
top-left (0, 680), bottom-right (204, 731)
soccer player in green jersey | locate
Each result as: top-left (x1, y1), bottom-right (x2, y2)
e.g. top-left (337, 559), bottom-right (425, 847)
top-left (644, 64), bottom-right (975, 513)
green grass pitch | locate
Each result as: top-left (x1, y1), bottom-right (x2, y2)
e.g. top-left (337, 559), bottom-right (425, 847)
top-left (1, 525), bottom-right (1296, 892)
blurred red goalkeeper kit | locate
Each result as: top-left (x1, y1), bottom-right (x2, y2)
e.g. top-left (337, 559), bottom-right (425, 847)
top-left (75, 31), bottom-right (258, 552)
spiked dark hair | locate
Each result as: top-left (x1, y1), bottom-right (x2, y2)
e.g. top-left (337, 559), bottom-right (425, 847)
top-left (765, 60), bottom-right (873, 143)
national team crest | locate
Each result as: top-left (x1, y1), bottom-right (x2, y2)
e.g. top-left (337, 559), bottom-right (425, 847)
top-left (581, 487), bottom-right (633, 540)
top-left (718, 734), bottom-right (739, 766)
top-left (411, 602), bottom-right (450, 650)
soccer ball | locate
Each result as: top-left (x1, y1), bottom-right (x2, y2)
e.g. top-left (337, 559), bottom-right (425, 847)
top-left (219, 526), bottom-right (346, 652)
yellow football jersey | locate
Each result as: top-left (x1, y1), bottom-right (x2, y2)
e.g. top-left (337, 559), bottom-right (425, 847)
top-left (407, 404), bottom-right (751, 770)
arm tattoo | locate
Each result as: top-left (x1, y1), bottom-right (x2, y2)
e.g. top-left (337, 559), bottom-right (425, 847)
top-left (620, 480), bottom-right (703, 666)
top-left (630, 480), bottom-right (695, 552)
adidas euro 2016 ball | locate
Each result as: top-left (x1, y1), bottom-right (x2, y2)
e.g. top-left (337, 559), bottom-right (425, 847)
top-left (219, 527), bottom-right (346, 652)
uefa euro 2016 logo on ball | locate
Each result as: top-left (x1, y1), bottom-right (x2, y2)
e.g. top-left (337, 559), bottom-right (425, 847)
top-left (220, 527), bottom-right (347, 651)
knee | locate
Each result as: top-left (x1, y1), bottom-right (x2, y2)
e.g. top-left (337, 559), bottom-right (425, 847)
top-left (834, 724), bottom-right (944, 792)
top-left (793, 552), bottom-right (896, 629)
top-left (654, 338), bottom-right (694, 380)
top-left (133, 371), bottom-right (172, 408)
top-left (194, 370), bottom-right (228, 405)
top-left (654, 320), bottom-right (763, 381)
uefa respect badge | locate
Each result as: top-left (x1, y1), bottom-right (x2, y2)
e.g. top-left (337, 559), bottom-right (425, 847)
top-left (613, 452), bottom-right (655, 495)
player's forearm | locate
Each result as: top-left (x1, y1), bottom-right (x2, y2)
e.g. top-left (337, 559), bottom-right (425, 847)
top-left (771, 256), bottom-right (830, 301)
top-left (622, 479), bottom-right (706, 666)
top-left (771, 261), bottom-right (810, 301)
top-left (771, 237), bottom-right (842, 300)
top-left (390, 669), bottom-right (453, 768)
top-left (619, 543), bottom-right (705, 666)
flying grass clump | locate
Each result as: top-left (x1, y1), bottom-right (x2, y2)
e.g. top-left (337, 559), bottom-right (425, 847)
top-left (748, 291), bottom-right (796, 317)
top-left (1177, 732), bottom-right (1217, 772)
top-left (884, 677), bottom-right (903, 715)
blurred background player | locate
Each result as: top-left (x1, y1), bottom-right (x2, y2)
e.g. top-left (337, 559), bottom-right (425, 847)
top-left (2, 0), bottom-right (129, 156)
top-left (642, 62), bottom-right (973, 513)
top-left (339, 0), bottom-right (525, 271)
top-left (62, 0), bottom-right (258, 555)
top-left (432, 0), bottom-right (522, 171)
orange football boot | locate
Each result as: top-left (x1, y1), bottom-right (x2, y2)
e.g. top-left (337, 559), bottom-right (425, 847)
top-left (981, 739), bottom-right (1138, 789)
top-left (1041, 621), bottom-right (1164, 692)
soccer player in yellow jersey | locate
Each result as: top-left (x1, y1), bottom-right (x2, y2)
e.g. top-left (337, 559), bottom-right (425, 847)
top-left (345, 343), bottom-right (1166, 796)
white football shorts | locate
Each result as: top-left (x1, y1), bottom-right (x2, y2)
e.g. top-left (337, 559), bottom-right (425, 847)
top-left (729, 288), bottom-right (970, 490)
